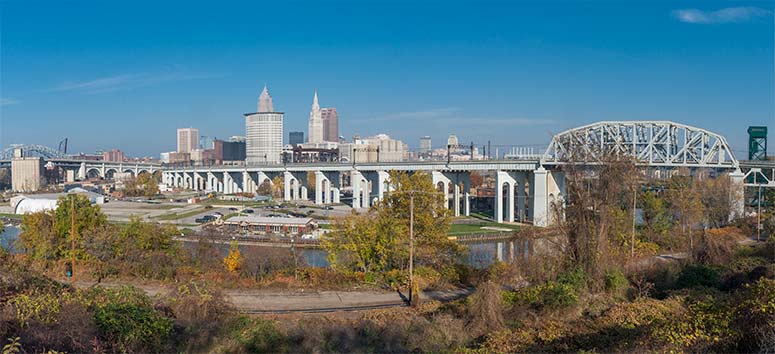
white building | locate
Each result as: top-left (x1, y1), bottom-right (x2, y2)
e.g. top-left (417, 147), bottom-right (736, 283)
top-left (340, 134), bottom-right (407, 163)
top-left (308, 91), bottom-right (324, 144)
top-left (245, 85), bottom-right (284, 165)
top-left (420, 136), bottom-right (432, 152)
top-left (177, 127), bottom-right (199, 153)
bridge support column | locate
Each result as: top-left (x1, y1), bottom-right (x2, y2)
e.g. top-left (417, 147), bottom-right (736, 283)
top-left (531, 167), bottom-right (565, 227)
top-left (453, 184), bottom-right (461, 217)
top-left (376, 171), bottom-right (390, 201)
top-left (729, 169), bottom-right (745, 221)
top-left (301, 186), bottom-right (308, 200)
top-left (352, 171), bottom-right (369, 209)
top-left (283, 172), bottom-right (291, 201)
top-left (78, 162), bottom-right (86, 180)
top-left (464, 190), bottom-right (470, 216)
top-left (224, 172), bottom-right (233, 194)
top-left (206, 172), bottom-right (215, 191)
top-left (495, 171), bottom-right (517, 223)
top-left (431, 171), bottom-right (451, 209)
top-left (332, 187), bottom-right (340, 203)
top-left (315, 171), bottom-right (329, 205)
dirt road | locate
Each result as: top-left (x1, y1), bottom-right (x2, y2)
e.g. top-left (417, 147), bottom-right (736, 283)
top-left (72, 280), bottom-right (472, 313)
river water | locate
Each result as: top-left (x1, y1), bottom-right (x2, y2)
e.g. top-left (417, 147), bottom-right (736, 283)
top-left (0, 226), bottom-right (530, 269)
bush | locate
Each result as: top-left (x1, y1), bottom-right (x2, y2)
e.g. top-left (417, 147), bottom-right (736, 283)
top-left (734, 278), bottom-right (775, 352)
top-left (541, 282), bottom-right (579, 308)
top-left (557, 267), bottom-right (587, 291)
top-left (604, 268), bottom-right (628, 293)
top-left (94, 301), bottom-right (173, 353)
top-left (676, 265), bottom-right (720, 289)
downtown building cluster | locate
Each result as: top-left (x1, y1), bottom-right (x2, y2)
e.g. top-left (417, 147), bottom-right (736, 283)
top-left (161, 84), bottom-right (488, 167)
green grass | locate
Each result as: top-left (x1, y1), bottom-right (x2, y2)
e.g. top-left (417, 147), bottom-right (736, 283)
top-left (153, 208), bottom-right (206, 221)
top-left (138, 204), bottom-right (180, 210)
top-left (448, 222), bottom-right (519, 235)
top-left (0, 213), bottom-right (22, 220)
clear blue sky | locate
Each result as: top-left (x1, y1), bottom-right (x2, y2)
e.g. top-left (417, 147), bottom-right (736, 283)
top-left (1, 0), bottom-right (773, 158)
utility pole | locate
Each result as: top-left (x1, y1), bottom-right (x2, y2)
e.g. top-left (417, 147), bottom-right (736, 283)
top-left (631, 188), bottom-right (637, 257)
top-left (70, 195), bottom-right (76, 286)
top-left (409, 193), bottom-right (414, 305)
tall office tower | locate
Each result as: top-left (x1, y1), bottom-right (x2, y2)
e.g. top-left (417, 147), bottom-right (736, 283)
top-left (245, 85), bottom-right (283, 164)
top-left (447, 134), bottom-right (459, 147)
top-left (289, 131), bottom-right (304, 146)
top-left (177, 127), bottom-right (199, 153)
top-left (321, 107), bottom-right (339, 143)
top-left (308, 91), bottom-right (324, 143)
top-left (420, 136), bottom-right (432, 152)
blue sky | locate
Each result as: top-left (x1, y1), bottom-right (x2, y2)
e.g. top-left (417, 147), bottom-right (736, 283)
top-left (0, 0), bottom-right (773, 157)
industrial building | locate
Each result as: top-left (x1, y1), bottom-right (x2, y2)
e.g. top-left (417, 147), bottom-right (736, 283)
top-left (11, 148), bottom-right (45, 192)
top-left (222, 215), bottom-right (316, 236)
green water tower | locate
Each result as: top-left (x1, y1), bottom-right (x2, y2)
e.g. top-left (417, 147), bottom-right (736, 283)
top-left (748, 126), bottom-right (767, 161)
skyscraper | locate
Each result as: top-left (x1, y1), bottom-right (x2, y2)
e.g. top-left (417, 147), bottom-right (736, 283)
top-left (308, 91), bottom-right (324, 143)
top-left (321, 107), bottom-right (339, 143)
top-left (420, 136), bottom-right (432, 152)
top-left (245, 85), bottom-right (283, 164)
top-left (177, 128), bottom-right (199, 153)
top-left (289, 131), bottom-right (304, 146)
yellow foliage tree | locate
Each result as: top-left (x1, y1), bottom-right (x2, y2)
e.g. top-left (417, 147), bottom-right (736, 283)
top-left (223, 242), bottom-right (243, 273)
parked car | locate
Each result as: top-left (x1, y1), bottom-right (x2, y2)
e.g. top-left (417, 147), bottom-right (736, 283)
top-left (195, 215), bottom-right (216, 224)
top-left (244, 209), bottom-right (254, 214)
top-left (324, 206), bottom-right (334, 210)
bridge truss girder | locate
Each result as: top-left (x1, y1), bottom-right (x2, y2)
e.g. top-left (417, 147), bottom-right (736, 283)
top-left (542, 121), bottom-right (738, 169)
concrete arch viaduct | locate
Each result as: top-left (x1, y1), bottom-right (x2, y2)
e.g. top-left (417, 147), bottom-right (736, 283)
top-left (162, 121), bottom-right (769, 227)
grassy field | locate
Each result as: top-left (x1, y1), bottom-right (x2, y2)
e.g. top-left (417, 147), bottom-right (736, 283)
top-left (0, 213), bottom-right (22, 220)
top-left (447, 221), bottom-right (519, 235)
top-left (153, 208), bottom-right (206, 221)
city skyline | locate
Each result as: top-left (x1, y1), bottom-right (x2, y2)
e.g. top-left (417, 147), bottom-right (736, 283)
top-left (0, 1), bottom-right (772, 157)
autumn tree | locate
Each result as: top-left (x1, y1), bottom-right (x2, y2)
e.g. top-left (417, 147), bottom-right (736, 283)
top-left (271, 176), bottom-right (284, 199)
top-left (124, 172), bottom-right (160, 197)
top-left (223, 242), bottom-right (243, 273)
top-left (19, 194), bottom-right (107, 261)
top-left (323, 171), bottom-right (459, 275)
top-left (558, 155), bottom-right (640, 289)
top-left (641, 189), bottom-right (673, 248)
top-left (666, 172), bottom-right (704, 252)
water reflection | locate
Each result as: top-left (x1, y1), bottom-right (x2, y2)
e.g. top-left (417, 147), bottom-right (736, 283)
top-left (0, 225), bottom-right (20, 253)
top-left (1, 226), bottom-right (531, 269)
top-left (464, 238), bottom-right (532, 268)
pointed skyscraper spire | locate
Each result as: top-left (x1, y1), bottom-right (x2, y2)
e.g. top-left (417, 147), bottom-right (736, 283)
top-left (312, 90), bottom-right (320, 111)
top-left (258, 84), bottom-right (274, 113)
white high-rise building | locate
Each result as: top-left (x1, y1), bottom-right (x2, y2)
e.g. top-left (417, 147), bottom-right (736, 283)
top-left (420, 136), bottom-right (432, 152)
top-left (308, 91), bottom-right (324, 144)
top-left (177, 127), bottom-right (199, 153)
top-left (245, 85), bottom-right (283, 165)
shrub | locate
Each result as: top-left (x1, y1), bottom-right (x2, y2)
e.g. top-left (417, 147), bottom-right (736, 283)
top-left (675, 265), bottom-right (720, 289)
top-left (557, 267), bottom-right (587, 291)
top-left (541, 282), bottom-right (579, 308)
top-left (649, 295), bottom-right (736, 352)
top-left (231, 317), bottom-right (286, 353)
top-left (466, 281), bottom-right (505, 337)
top-left (94, 302), bottom-right (173, 352)
top-left (734, 278), bottom-right (775, 352)
top-left (604, 268), bottom-right (628, 293)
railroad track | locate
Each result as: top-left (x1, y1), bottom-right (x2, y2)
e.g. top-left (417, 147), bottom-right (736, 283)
top-left (239, 301), bottom-right (407, 314)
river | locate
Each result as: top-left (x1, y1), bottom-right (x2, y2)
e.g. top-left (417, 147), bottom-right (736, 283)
top-left (0, 225), bottom-right (531, 269)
